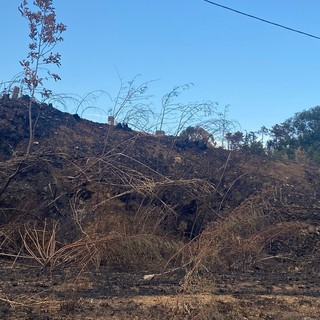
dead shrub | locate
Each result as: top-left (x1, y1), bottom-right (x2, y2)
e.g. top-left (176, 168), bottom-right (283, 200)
top-left (0, 222), bottom-right (22, 258)
top-left (19, 219), bottom-right (59, 267)
top-left (168, 203), bottom-right (305, 290)
top-left (97, 234), bottom-right (180, 271)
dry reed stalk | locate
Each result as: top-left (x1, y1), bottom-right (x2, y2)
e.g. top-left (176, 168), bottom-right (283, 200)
top-left (18, 219), bottom-right (58, 267)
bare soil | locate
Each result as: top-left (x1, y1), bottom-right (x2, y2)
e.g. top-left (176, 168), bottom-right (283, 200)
top-left (1, 260), bottom-right (320, 319)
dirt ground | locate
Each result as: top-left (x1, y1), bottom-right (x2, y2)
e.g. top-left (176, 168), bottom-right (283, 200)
top-left (0, 259), bottom-right (319, 319)
top-left (1, 98), bottom-right (320, 319)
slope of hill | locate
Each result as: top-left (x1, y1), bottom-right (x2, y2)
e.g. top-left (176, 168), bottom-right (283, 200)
top-left (1, 96), bottom-right (320, 319)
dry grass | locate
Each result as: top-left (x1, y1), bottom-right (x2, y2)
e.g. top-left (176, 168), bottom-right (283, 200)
top-left (166, 194), bottom-right (308, 291)
top-left (0, 217), bottom-right (181, 273)
top-left (18, 219), bottom-right (59, 267)
top-left (0, 138), bottom-right (317, 289)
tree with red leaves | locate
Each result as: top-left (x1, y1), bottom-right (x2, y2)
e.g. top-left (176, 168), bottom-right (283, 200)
top-left (19, 0), bottom-right (66, 155)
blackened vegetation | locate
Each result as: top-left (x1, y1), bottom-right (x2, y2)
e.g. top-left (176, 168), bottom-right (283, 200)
top-left (0, 98), bottom-right (320, 276)
top-left (73, 113), bottom-right (81, 121)
top-left (177, 125), bottom-right (213, 150)
top-left (175, 138), bottom-right (208, 150)
top-left (115, 122), bottom-right (132, 132)
top-left (176, 199), bottom-right (201, 238)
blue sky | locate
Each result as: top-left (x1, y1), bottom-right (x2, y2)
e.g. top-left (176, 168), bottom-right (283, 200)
top-left (1, 0), bottom-right (320, 133)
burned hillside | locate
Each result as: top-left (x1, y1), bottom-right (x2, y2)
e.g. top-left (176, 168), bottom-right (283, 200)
top-left (1, 97), bottom-right (320, 273)
top-left (1, 97), bottom-right (320, 319)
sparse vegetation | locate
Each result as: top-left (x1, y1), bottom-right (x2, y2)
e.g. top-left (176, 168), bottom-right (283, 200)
top-left (266, 106), bottom-right (320, 162)
top-left (178, 125), bottom-right (214, 149)
top-left (156, 83), bottom-right (218, 136)
top-left (1, 92), bottom-right (320, 320)
top-left (1, 2), bottom-right (320, 319)
top-left (19, 0), bottom-right (66, 155)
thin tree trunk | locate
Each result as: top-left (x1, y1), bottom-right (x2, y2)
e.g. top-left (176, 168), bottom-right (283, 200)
top-left (25, 98), bottom-right (33, 156)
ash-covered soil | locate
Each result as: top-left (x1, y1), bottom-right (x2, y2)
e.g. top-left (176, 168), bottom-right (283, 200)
top-left (1, 96), bottom-right (320, 319)
top-left (0, 260), bottom-right (320, 319)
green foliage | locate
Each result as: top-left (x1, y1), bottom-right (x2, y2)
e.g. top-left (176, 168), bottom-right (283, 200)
top-left (225, 131), bottom-right (243, 150)
top-left (267, 106), bottom-right (320, 162)
top-left (243, 140), bottom-right (265, 155)
top-left (242, 131), bottom-right (265, 155)
top-left (224, 130), bottom-right (265, 155)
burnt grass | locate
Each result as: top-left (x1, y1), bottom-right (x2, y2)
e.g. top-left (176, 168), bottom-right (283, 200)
top-left (0, 96), bottom-right (320, 319)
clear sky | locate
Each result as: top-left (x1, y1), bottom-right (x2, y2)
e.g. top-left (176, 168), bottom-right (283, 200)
top-left (1, 0), bottom-right (320, 133)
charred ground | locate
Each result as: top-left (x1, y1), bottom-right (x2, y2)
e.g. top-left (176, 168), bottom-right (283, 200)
top-left (0, 97), bottom-right (320, 319)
